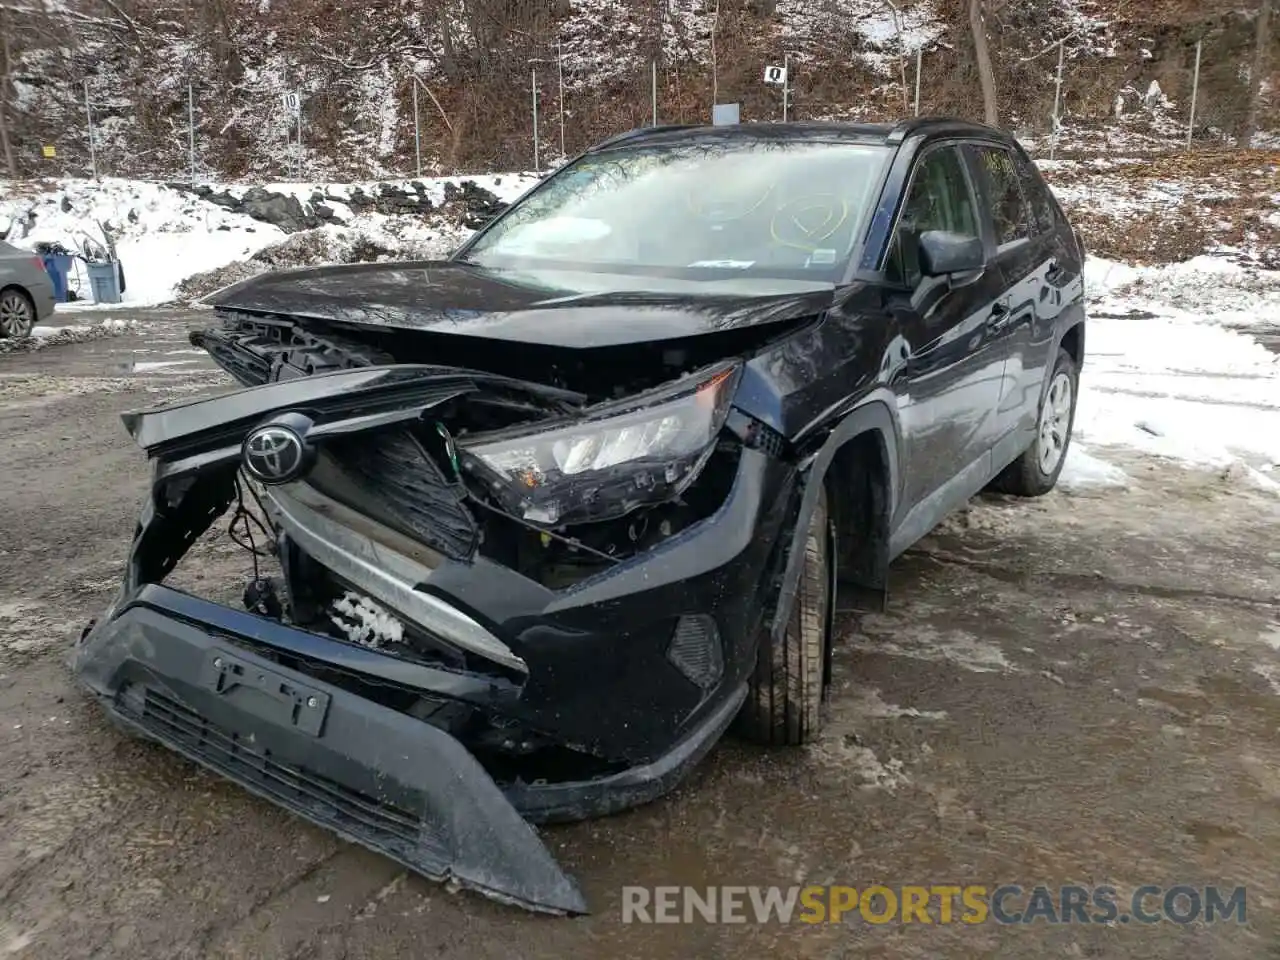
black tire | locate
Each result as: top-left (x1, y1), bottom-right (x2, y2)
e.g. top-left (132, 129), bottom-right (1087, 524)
top-left (992, 347), bottom-right (1079, 497)
top-left (736, 486), bottom-right (833, 746)
top-left (0, 287), bottom-right (36, 339)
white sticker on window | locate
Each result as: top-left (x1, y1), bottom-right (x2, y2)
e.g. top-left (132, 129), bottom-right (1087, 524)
top-left (808, 248), bottom-right (838, 265)
top-left (687, 259), bottom-right (756, 269)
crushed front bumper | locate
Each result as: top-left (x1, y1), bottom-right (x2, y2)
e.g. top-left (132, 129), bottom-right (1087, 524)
top-left (75, 364), bottom-right (772, 913)
top-left (73, 586), bottom-right (587, 914)
top-left (73, 584), bottom-right (746, 914)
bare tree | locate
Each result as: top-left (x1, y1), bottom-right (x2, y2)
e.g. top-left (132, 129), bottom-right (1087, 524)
top-left (0, 7), bottom-right (15, 176)
top-left (969, 0), bottom-right (998, 125)
top-left (711, 0), bottom-right (720, 104)
top-left (1244, 0), bottom-right (1272, 145)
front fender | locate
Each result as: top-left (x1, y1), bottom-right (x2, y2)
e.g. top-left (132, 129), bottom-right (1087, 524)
top-left (768, 395), bottom-right (901, 643)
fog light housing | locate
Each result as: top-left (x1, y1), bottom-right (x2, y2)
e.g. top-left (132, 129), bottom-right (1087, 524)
top-left (666, 615), bottom-right (723, 690)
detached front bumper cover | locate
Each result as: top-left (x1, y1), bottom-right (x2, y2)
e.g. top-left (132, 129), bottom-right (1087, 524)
top-left (75, 362), bottom-right (755, 915)
top-left (73, 586), bottom-right (588, 915)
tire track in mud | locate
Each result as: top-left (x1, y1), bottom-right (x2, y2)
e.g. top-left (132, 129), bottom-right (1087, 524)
top-left (911, 549), bottom-right (1280, 609)
top-left (179, 849), bottom-right (345, 960)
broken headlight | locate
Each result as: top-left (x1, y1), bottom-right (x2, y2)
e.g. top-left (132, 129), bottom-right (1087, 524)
top-left (460, 362), bottom-right (740, 527)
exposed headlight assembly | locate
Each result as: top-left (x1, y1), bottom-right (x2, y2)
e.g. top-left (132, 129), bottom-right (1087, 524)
top-left (460, 362), bottom-right (740, 527)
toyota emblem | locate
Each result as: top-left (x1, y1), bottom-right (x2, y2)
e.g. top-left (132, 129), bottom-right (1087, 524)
top-left (243, 424), bottom-right (307, 484)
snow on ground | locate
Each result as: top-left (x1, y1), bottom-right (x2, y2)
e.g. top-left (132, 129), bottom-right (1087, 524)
top-left (1059, 447), bottom-right (1131, 492)
top-left (0, 318), bottom-right (136, 355)
top-left (1068, 255), bottom-right (1280, 493)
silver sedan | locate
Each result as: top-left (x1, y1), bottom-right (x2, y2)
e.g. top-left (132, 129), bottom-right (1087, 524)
top-left (0, 241), bottom-right (57, 338)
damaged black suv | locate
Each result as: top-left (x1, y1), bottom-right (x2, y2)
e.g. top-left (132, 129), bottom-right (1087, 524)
top-left (74, 118), bottom-right (1086, 914)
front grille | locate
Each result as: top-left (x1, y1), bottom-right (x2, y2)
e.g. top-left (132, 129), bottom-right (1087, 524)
top-left (311, 428), bottom-right (479, 560)
top-left (195, 314), bottom-right (393, 388)
top-left (119, 687), bottom-right (444, 861)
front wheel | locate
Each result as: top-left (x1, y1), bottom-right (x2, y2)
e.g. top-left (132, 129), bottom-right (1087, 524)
top-left (992, 347), bottom-right (1079, 497)
top-left (735, 486), bottom-right (833, 746)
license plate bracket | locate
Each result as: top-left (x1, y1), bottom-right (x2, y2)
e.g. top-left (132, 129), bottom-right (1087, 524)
top-left (198, 648), bottom-right (329, 737)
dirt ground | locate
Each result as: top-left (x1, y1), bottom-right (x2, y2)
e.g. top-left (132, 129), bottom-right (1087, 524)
top-left (2, 314), bottom-right (1279, 959)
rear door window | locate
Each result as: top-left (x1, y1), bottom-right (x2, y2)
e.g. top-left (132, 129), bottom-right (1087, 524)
top-left (1014, 154), bottom-right (1059, 235)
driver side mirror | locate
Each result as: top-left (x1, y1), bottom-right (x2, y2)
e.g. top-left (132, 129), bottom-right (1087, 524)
top-left (919, 230), bottom-right (985, 278)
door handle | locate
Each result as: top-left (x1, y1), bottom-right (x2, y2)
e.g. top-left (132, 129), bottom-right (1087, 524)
top-left (986, 301), bottom-right (1010, 331)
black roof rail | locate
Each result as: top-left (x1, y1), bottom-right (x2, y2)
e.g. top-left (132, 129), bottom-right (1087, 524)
top-left (588, 125), bottom-right (701, 151)
top-left (885, 115), bottom-right (988, 144)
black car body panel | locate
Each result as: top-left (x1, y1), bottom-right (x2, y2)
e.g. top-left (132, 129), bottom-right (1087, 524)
top-left (74, 117), bottom-right (1086, 914)
top-left (209, 261), bottom-right (838, 349)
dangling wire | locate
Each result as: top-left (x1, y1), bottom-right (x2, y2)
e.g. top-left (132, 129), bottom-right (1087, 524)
top-left (227, 472), bottom-right (276, 584)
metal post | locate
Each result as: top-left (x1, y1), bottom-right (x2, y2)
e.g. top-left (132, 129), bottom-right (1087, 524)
top-left (1050, 39), bottom-right (1065, 161)
top-left (652, 59), bottom-right (658, 126)
top-left (297, 96), bottom-right (304, 180)
top-left (558, 41), bottom-right (566, 157)
top-left (1187, 38), bottom-right (1202, 148)
top-left (782, 52), bottom-right (790, 122)
top-left (913, 47), bottom-right (922, 116)
top-left (84, 80), bottom-right (97, 179)
top-left (413, 78), bottom-right (422, 177)
top-left (188, 81), bottom-right (195, 183)
top-left (531, 67), bottom-right (540, 171)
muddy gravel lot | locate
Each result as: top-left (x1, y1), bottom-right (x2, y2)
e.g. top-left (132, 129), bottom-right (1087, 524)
top-left (2, 313), bottom-right (1279, 959)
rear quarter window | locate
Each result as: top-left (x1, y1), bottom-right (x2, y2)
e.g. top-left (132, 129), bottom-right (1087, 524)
top-left (971, 145), bottom-right (1031, 247)
top-left (1014, 153), bottom-right (1060, 235)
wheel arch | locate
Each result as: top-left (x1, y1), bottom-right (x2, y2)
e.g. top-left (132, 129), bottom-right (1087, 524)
top-left (0, 283), bottom-right (34, 304)
top-left (1036, 319), bottom-right (1085, 411)
top-left (1058, 320), bottom-right (1085, 371)
top-left (768, 398), bottom-right (900, 644)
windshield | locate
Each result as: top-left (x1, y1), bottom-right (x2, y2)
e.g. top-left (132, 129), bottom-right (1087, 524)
top-left (458, 138), bottom-right (892, 284)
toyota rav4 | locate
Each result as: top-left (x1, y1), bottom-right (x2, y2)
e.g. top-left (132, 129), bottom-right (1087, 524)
top-left (73, 117), bottom-right (1086, 914)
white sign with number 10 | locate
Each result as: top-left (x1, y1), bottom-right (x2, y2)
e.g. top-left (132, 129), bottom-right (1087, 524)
top-left (282, 92), bottom-right (300, 115)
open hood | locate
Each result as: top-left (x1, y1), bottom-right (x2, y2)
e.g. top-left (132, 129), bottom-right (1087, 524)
top-left (208, 260), bottom-right (836, 350)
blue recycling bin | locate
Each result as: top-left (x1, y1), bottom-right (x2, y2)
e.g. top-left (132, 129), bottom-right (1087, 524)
top-left (42, 254), bottom-right (74, 303)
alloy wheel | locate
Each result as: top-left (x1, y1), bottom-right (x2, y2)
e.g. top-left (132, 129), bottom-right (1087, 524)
top-left (0, 291), bottom-right (34, 338)
top-left (1037, 371), bottom-right (1072, 474)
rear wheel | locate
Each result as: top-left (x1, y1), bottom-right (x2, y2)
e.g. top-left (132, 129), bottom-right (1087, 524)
top-left (736, 486), bottom-right (833, 746)
top-left (992, 347), bottom-right (1079, 497)
top-left (0, 288), bottom-right (35, 339)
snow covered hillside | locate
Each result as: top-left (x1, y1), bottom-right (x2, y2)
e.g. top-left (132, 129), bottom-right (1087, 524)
top-left (0, 174), bottom-right (538, 307)
top-left (2, 0), bottom-right (1273, 179)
